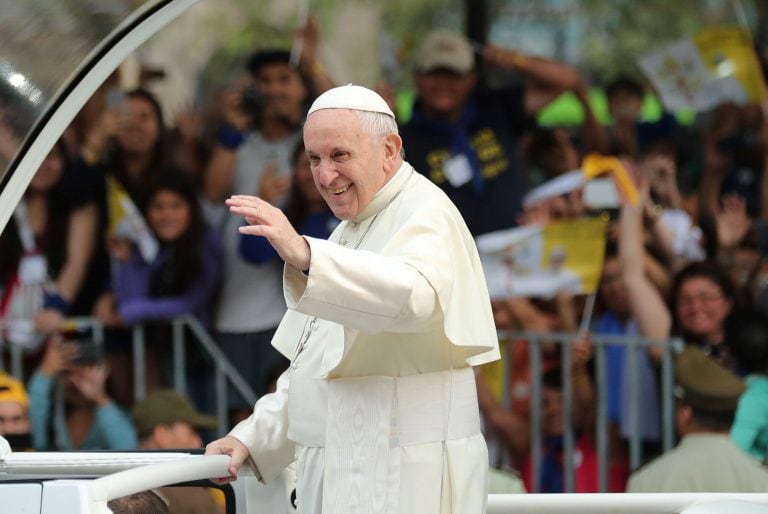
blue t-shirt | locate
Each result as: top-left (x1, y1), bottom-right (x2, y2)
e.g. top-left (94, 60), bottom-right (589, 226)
top-left (593, 311), bottom-right (660, 442)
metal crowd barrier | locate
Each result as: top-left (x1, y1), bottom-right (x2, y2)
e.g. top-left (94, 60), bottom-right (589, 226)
top-left (129, 315), bottom-right (257, 436)
top-left (497, 330), bottom-right (685, 493)
top-left (0, 315), bottom-right (256, 437)
top-left (0, 317), bottom-right (104, 378)
top-left (2, 318), bottom-right (686, 480)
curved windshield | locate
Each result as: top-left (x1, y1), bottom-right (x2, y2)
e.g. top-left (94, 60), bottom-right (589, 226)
top-left (0, 0), bottom-right (149, 183)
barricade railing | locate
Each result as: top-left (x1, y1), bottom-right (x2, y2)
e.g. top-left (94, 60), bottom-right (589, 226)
top-left (1, 319), bottom-right (686, 480)
top-left (496, 330), bottom-right (685, 493)
top-left (0, 317), bottom-right (104, 378)
top-left (0, 315), bottom-right (256, 437)
top-left (128, 315), bottom-right (257, 436)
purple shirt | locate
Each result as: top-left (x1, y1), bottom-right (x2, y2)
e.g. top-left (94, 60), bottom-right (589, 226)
top-left (114, 229), bottom-right (222, 327)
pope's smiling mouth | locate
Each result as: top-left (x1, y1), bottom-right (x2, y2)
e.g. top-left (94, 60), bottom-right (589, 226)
top-left (330, 184), bottom-right (351, 195)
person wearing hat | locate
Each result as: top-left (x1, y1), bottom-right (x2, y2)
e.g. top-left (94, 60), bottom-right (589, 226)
top-left (132, 390), bottom-right (221, 514)
top-left (399, 28), bottom-right (588, 237)
top-left (627, 347), bottom-right (768, 492)
top-left (0, 371), bottom-right (32, 450)
top-left (203, 20), bottom-right (335, 421)
top-left (206, 85), bottom-right (499, 514)
top-left (132, 390), bottom-right (218, 450)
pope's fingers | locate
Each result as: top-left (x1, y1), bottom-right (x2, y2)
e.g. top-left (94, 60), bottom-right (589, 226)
top-left (205, 436), bottom-right (250, 482)
top-left (229, 204), bottom-right (263, 220)
top-left (226, 195), bottom-right (264, 209)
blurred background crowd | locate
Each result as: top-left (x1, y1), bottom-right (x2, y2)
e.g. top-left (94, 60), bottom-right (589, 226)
top-left (2, 0), bottom-right (768, 500)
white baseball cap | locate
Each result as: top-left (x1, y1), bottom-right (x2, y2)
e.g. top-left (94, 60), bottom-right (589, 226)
top-left (307, 84), bottom-right (395, 119)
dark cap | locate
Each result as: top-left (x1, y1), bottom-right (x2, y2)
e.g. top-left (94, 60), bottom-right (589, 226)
top-left (132, 390), bottom-right (218, 435)
top-left (675, 347), bottom-right (745, 412)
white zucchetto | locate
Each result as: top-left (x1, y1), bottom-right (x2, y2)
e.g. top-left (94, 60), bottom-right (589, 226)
top-left (307, 84), bottom-right (395, 119)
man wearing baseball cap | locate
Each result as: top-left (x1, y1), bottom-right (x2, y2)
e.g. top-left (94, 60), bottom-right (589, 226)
top-left (400, 28), bottom-right (584, 236)
top-left (132, 390), bottom-right (221, 514)
top-left (628, 348), bottom-right (768, 492)
top-left (132, 390), bottom-right (218, 450)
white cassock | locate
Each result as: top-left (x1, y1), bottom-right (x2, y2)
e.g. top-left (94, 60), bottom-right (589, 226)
top-left (230, 161), bottom-right (500, 514)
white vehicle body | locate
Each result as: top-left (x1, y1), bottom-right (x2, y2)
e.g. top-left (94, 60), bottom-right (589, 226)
top-left (0, 435), bottom-right (296, 513)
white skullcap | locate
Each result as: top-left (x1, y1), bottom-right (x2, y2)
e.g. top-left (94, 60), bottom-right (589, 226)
top-left (307, 84), bottom-right (395, 119)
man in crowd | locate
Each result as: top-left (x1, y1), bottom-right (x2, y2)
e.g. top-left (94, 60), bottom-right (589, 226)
top-left (203, 28), bottom-right (334, 417)
top-left (132, 390), bottom-right (221, 514)
top-left (399, 29), bottom-right (583, 236)
top-left (627, 347), bottom-right (768, 492)
top-left (132, 389), bottom-right (217, 450)
top-left (206, 85), bottom-right (499, 514)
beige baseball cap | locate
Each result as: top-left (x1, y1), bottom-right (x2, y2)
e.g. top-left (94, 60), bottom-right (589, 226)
top-left (415, 29), bottom-right (475, 74)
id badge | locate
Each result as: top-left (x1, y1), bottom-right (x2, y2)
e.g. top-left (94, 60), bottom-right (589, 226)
top-left (443, 153), bottom-right (473, 188)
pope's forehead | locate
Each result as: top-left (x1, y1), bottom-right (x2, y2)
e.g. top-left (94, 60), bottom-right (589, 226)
top-left (305, 108), bottom-right (360, 127)
top-left (303, 109), bottom-right (365, 142)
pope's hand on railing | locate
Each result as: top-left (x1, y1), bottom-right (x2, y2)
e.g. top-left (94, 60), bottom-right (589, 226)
top-left (205, 435), bottom-right (251, 484)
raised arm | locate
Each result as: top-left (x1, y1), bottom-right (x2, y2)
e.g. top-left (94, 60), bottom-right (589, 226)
top-left (203, 86), bottom-right (252, 203)
top-left (296, 17), bottom-right (335, 96)
top-left (618, 165), bottom-right (671, 355)
top-left (482, 46), bottom-right (582, 115)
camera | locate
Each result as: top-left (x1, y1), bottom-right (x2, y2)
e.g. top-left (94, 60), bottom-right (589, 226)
top-left (240, 86), bottom-right (265, 121)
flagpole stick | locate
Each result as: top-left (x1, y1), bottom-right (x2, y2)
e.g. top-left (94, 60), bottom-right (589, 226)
top-left (577, 292), bottom-right (597, 337)
top-left (289, 0), bottom-right (311, 69)
top-left (731, 0), bottom-right (750, 31)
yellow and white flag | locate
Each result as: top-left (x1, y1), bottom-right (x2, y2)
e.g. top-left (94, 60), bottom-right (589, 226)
top-left (476, 217), bottom-right (609, 299)
top-left (639, 25), bottom-right (767, 112)
top-left (106, 175), bottom-right (158, 262)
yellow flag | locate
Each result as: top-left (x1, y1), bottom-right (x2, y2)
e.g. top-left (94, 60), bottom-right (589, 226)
top-left (695, 26), bottom-right (767, 105)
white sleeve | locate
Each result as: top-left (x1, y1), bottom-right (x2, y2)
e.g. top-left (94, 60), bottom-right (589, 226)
top-left (229, 370), bottom-right (295, 483)
top-left (284, 237), bottom-right (440, 334)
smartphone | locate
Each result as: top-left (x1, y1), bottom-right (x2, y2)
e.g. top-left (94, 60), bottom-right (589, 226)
top-left (584, 178), bottom-right (620, 209)
top-left (106, 87), bottom-right (127, 111)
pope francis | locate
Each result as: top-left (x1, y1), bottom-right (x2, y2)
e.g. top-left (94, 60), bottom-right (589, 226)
top-left (206, 85), bottom-right (500, 514)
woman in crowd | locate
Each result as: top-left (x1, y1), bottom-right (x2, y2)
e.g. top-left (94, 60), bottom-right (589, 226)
top-left (110, 170), bottom-right (222, 327)
top-left (0, 141), bottom-right (96, 351)
top-left (670, 261), bottom-right (736, 368)
top-left (106, 171), bottom-right (222, 395)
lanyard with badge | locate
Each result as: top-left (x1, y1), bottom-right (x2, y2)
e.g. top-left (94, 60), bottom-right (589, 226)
top-left (0, 201), bottom-right (50, 348)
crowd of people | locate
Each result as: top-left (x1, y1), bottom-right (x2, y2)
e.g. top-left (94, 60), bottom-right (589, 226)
top-left (2, 17), bottom-right (768, 501)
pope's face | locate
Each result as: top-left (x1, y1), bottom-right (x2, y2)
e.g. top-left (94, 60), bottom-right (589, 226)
top-left (304, 109), bottom-right (392, 220)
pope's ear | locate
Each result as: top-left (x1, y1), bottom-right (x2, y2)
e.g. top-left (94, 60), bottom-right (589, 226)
top-left (383, 133), bottom-right (403, 162)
